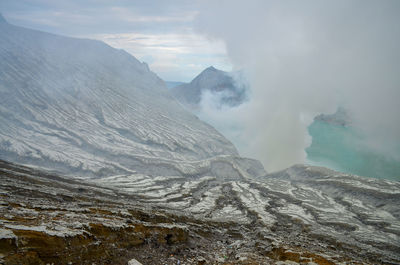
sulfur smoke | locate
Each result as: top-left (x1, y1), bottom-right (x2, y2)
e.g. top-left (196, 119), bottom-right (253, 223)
top-left (194, 0), bottom-right (400, 172)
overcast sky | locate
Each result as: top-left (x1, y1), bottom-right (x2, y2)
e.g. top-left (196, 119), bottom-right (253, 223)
top-left (0, 0), bottom-right (231, 82)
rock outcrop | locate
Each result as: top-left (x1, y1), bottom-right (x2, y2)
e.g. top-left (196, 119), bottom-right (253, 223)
top-left (1, 160), bottom-right (399, 264)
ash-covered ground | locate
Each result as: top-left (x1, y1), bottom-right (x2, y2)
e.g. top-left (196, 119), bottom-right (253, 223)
top-left (1, 160), bottom-right (399, 265)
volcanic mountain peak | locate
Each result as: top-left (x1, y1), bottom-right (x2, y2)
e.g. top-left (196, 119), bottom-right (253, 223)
top-left (171, 66), bottom-right (247, 109)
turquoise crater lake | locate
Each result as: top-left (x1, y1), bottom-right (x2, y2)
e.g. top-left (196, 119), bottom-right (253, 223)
top-left (306, 120), bottom-right (400, 181)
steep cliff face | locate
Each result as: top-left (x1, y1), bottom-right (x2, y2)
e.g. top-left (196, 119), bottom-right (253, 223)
top-left (0, 17), bottom-right (263, 178)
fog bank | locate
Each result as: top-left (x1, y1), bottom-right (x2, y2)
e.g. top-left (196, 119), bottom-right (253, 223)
top-left (195, 0), bottom-right (400, 172)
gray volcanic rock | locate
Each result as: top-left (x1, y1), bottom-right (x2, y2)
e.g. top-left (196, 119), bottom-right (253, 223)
top-left (314, 107), bottom-right (351, 126)
top-left (94, 163), bottom-right (400, 263)
top-left (0, 19), bottom-right (262, 178)
top-left (170, 66), bottom-right (246, 109)
top-left (0, 14), bottom-right (399, 264)
top-left (1, 160), bottom-right (399, 264)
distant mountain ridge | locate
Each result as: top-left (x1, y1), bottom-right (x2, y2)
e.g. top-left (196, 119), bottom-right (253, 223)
top-left (0, 15), bottom-right (263, 178)
top-left (164, 81), bottom-right (185, 89)
top-left (170, 66), bottom-right (247, 109)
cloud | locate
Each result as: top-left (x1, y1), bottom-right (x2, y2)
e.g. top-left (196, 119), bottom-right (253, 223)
top-left (0, 0), bottom-right (230, 81)
top-left (88, 32), bottom-right (231, 81)
top-left (0, 0), bottom-right (200, 35)
top-left (195, 0), bottom-right (400, 172)
top-left (109, 6), bottom-right (198, 23)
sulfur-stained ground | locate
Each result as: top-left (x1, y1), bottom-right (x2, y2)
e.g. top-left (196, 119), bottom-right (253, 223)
top-left (0, 160), bottom-right (396, 265)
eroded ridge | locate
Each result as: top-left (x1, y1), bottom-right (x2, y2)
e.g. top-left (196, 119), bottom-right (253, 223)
top-left (1, 161), bottom-right (399, 264)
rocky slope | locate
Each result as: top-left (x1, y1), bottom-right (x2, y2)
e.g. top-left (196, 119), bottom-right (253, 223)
top-left (0, 13), bottom-right (399, 265)
top-left (170, 67), bottom-right (246, 110)
top-left (1, 160), bottom-right (399, 264)
top-left (0, 14), bottom-right (261, 179)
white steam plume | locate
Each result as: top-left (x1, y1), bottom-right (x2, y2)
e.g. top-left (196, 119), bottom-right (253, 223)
top-left (195, 0), bottom-right (400, 172)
